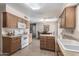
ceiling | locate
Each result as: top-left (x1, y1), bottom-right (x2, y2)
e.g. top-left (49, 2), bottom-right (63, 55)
top-left (6, 3), bottom-right (65, 21)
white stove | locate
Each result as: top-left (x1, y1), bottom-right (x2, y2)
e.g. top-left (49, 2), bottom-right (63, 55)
top-left (21, 35), bottom-right (29, 48)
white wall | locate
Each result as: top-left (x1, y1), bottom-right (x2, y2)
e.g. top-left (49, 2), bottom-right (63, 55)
top-left (36, 21), bottom-right (57, 38)
top-left (30, 18), bottom-right (42, 23)
top-left (0, 3), bottom-right (6, 12)
top-left (6, 5), bottom-right (30, 21)
top-left (75, 5), bottom-right (79, 32)
top-left (0, 4), bottom-right (5, 54)
top-left (0, 4), bottom-right (30, 21)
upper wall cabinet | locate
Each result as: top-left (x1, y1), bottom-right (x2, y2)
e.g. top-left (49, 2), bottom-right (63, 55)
top-left (25, 21), bottom-right (30, 28)
top-left (65, 6), bottom-right (76, 28)
top-left (60, 6), bottom-right (76, 29)
top-left (2, 12), bottom-right (30, 28)
top-left (18, 18), bottom-right (30, 28)
top-left (3, 12), bottom-right (18, 28)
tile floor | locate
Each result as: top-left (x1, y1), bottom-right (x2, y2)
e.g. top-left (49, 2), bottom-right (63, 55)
top-left (11, 39), bottom-right (55, 56)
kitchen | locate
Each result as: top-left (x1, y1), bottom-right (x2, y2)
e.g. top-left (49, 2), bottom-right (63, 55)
top-left (0, 3), bottom-right (79, 56)
top-left (0, 3), bottom-right (32, 55)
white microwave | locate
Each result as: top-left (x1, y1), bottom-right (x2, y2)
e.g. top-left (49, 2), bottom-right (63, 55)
top-left (18, 22), bottom-right (26, 28)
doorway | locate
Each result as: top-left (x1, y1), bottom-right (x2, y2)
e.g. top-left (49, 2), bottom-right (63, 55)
top-left (30, 23), bottom-right (36, 38)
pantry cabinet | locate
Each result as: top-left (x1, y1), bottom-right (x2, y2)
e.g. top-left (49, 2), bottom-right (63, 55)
top-left (3, 37), bottom-right (21, 55)
top-left (60, 6), bottom-right (76, 28)
top-left (3, 12), bottom-right (19, 28)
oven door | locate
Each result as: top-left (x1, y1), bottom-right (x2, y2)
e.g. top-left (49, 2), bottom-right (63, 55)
top-left (21, 36), bottom-right (29, 48)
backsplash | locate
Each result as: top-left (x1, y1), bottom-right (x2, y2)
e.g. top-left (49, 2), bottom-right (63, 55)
top-left (2, 28), bottom-right (30, 36)
top-left (63, 29), bottom-right (74, 34)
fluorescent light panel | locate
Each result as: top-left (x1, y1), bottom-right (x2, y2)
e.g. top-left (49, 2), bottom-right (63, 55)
top-left (40, 18), bottom-right (58, 22)
top-left (26, 3), bottom-right (40, 10)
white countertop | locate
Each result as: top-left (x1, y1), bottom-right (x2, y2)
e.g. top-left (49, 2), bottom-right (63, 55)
top-left (57, 38), bottom-right (79, 56)
top-left (2, 35), bottom-right (21, 38)
top-left (2, 33), bottom-right (28, 38)
top-left (40, 34), bottom-right (54, 36)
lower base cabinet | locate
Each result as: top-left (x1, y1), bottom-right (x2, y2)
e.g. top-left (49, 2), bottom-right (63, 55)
top-left (3, 37), bottom-right (21, 55)
top-left (56, 43), bottom-right (64, 56)
top-left (40, 36), bottom-right (55, 51)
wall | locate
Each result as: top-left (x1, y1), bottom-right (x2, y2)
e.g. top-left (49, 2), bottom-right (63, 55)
top-left (0, 4), bottom-right (5, 54)
top-left (75, 5), bottom-right (79, 32)
top-left (6, 5), bottom-right (30, 21)
top-left (36, 21), bottom-right (57, 38)
top-left (30, 18), bottom-right (42, 23)
top-left (0, 3), bottom-right (6, 12)
top-left (0, 12), bottom-right (2, 54)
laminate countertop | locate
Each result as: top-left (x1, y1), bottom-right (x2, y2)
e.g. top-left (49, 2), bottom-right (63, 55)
top-left (2, 33), bottom-right (28, 38)
top-left (56, 38), bottom-right (79, 56)
top-left (40, 34), bottom-right (54, 37)
top-left (2, 35), bottom-right (21, 38)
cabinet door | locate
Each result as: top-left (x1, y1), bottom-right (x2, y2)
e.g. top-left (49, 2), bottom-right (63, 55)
top-left (6, 13), bottom-right (18, 28)
top-left (11, 37), bottom-right (21, 52)
top-left (40, 36), bottom-right (55, 51)
top-left (46, 37), bottom-right (55, 50)
top-left (11, 38), bottom-right (17, 52)
top-left (65, 6), bottom-right (76, 28)
top-left (25, 21), bottom-right (30, 28)
top-left (3, 37), bottom-right (11, 53)
top-left (3, 12), bottom-right (18, 28)
top-left (15, 37), bottom-right (21, 50)
top-left (56, 43), bottom-right (64, 56)
top-left (40, 36), bottom-right (46, 49)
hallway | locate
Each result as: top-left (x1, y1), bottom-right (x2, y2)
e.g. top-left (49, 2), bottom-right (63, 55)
top-left (11, 39), bottom-right (55, 56)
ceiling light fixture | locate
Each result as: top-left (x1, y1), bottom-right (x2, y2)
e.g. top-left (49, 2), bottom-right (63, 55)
top-left (26, 3), bottom-right (40, 10)
top-left (40, 18), bottom-right (58, 22)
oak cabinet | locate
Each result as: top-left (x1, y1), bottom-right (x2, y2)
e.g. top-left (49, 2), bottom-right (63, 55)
top-left (57, 43), bottom-right (64, 56)
top-left (40, 36), bottom-right (55, 51)
top-left (60, 6), bottom-right (76, 28)
top-left (3, 37), bottom-right (21, 55)
top-left (65, 6), bottom-right (76, 28)
top-left (3, 12), bottom-right (30, 28)
top-left (25, 21), bottom-right (30, 28)
top-left (3, 12), bottom-right (19, 28)
top-left (55, 42), bottom-right (64, 56)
